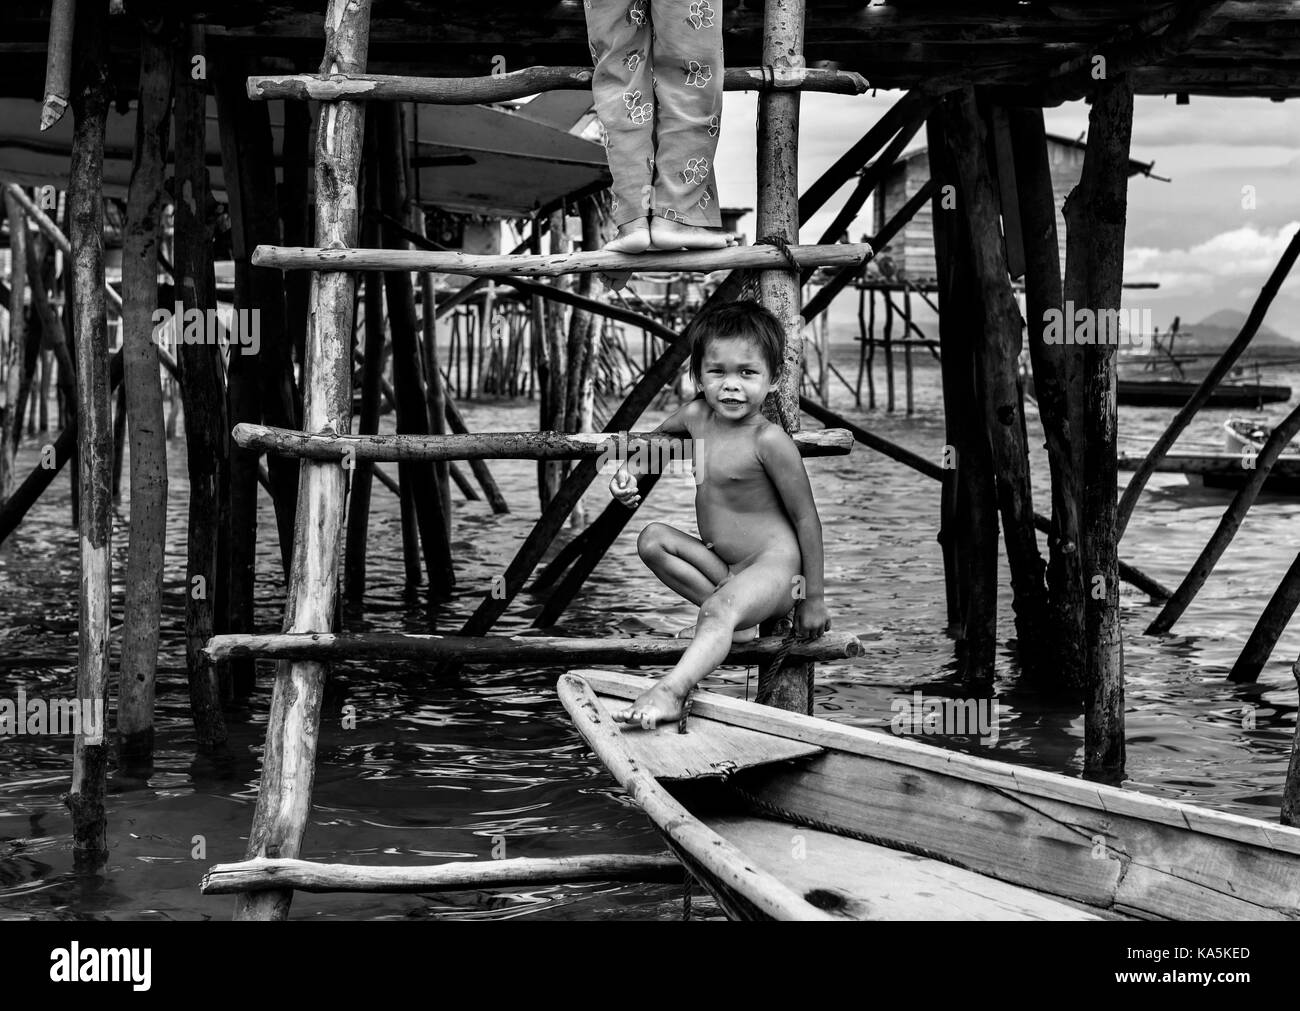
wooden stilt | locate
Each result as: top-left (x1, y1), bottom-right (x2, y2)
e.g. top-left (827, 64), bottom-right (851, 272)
top-left (540, 209), bottom-right (568, 510)
top-left (755, 0), bottom-right (813, 715)
top-left (854, 283), bottom-right (866, 408)
top-left (234, 0), bottom-right (373, 922)
top-left (1231, 551), bottom-right (1300, 684)
top-left (902, 285), bottom-right (914, 415)
top-left (118, 18), bottom-right (175, 762)
top-left (443, 395), bottom-right (509, 513)
top-left (865, 286), bottom-right (876, 408)
top-left (1008, 105), bottom-right (1086, 691)
top-left (2, 189), bottom-right (29, 498)
top-left (65, 0), bottom-right (112, 858)
top-left (882, 286), bottom-right (895, 411)
top-left (281, 100), bottom-right (312, 393)
top-left (1063, 78), bottom-right (1134, 781)
top-left (40, 0), bottom-right (75, 131)
top-left (1149, 402), bottom-right (1300, 635)
top-left (110, 383), bottom-right (126, 504)
top-left (413, 214), bottom-right (452, 537)
top-left (173, 22), bottom-right (227, 750)
top-left (344, 134), bottom-right (385, 603)
top-left (928, 107), bottom-right (997, 682)
top-left (943, 87), bottom-right (1048, 676)
top-left (375, 102), bottom-right (453, 597)
top-left (216, 56), bottom-right (298, 576)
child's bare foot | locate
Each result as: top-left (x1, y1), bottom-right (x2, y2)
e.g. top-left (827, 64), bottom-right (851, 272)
top-left (604, 219), bottom-right (652, 254)
top-left (649, 217), bottom-right (737, 250)
top-left (675, 623), bottom-right (759, 643)
top-left (611, 680), bottom-right (689, 729)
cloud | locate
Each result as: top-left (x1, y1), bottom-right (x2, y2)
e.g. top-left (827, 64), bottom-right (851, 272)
top-left (1126, 222), bottom-right (1300, 295)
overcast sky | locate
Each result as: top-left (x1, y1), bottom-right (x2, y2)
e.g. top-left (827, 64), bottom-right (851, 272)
top-left (711, 91), bottom-right (1300, 338)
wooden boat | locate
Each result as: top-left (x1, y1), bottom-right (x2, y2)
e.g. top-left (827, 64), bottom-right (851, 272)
top-left (1117, 449), bottom-right (1300, 494)
top-left (1116, 378), bottom-right (1290, 408)
top-left (1223, 416), bottom-right (1300, 456)
top-left (559, 669), bottom-right (1300, 921)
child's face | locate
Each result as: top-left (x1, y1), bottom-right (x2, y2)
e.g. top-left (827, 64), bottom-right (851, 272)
top-left (695, 336), bottom-right (778, 422)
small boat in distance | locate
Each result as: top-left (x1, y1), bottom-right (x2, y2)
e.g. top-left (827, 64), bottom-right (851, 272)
top-left (560, 670), bottom-right (1300, 920)
top-left (1117, 420), bottom-right (1300, 494)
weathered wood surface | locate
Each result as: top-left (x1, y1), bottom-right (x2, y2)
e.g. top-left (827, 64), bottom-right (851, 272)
top-left (65, 0), bottom-right (112, 856)
top-left (203, 853), bottom-right (683, 895)
top-left (581, 670), bottom-right (1300, 919)
top-left (1062, 79), bottom-right (1133, 779)
top-left (246, 66), bottom-right (870, 103)
top-left (558, 674), bottom-right (836, 921)
top-left (232, 423), bottom-right (854, 462)
top-left (1010, 105), bottom-right (1087, 690)
top-left (1232, 551), bottom-right (1300, 684)
top-left (942, 88), bottom-right (1049, 677)
top-left (39, 0), bottom-right (75, 129)
top-left (251, 242), bottom-right (874, 277)
top-left (706, 816), bottom-right (1103, 920)
top-left (234, 0), bottom-right (373, 923)
top-left (202, 629), bottom-right (874, 665)
top-left (117, 20), bottom-right (174, 761)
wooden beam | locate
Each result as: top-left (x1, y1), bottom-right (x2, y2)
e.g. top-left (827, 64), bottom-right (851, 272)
top-left (202, 629), bottom-right (873, 665)
top-left (232, 423), bottom-right (855, 462)
top-left (40, 0), bottom-right (75, 130)
top-left (202, 853), bottom-right (684, 894)
top-left (251, 242), bottom-right (874, 277)
top-left (245, 65), bottom-right (870, 103)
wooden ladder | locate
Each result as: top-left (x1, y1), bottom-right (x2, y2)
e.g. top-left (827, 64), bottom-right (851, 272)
top-left (213, 0), bottom-right (886, 920)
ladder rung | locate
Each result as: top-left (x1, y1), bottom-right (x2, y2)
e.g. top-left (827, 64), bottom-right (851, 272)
top-left (251, 242), bottom-right (873, 277)
top-left (202, 630), bottom-right (875, 665)
top-left (245, 67), bottom-right (871, 105)
top-left (202, 854), bottom-right (683, 895)
top-left (232, 423), bottom-right (856, 462)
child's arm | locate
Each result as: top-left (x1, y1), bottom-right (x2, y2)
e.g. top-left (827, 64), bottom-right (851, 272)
top-left (757, 424), bottom-right (830, 638)
top-left (610, 399), bottom-right (700, 507)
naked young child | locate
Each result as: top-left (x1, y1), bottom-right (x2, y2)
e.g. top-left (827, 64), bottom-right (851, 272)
top-left (608, 300), bottom-right (830, 728)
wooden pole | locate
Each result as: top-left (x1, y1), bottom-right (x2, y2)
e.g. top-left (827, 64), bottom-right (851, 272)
top-left (902, 284), bottom-right (914, 415)
top-left (246, 66), bottom-right (869, 104)
top-left (1149, 402), bottom-right (1300, 635)
top-left (1007, 105), bottom-right (1087, 691)
top-left (1116, 227), bottom-right (1300, 539)
top-left (1062, 78), bottom-right (1134, 780)
top-left (344, 132), bottom-right (386, 603)
top-left (854, 283), bottom-right (865, 408)
top-left (65, 0), bottom-right (112, 857)
top-left (882, 285), bottom-right (895, 411)
top-left (281, 100), bottom-right (312, 388)
top-left (110, 383), bottom-right (126, 503)
top-left (413, 214), bottom-right (452, 537)
top-left (443, 395), bottom-right (510, 513)
top-left (943, 87), bottom-right (1049, 677)
top-left (173, 22), bottom-right (227, 751)
top-left (540, 209), bottom-right (569, 510)
top-left (205, 630), bottom-right (869, 665)
top-left (2, 189), bottom-right (28, 499)
top-left (203, 853), bottom-right (683, 894)
top-left (375, 102), bottom-right (453, 596)
top-left (755, 0), bottom-right (812, 715)
top-left (927, 107), bottom-right (997, 681)
top-left (118, 17), bottom-right (175, 762)
top-left (40, 0), bottom-right (76, 131)
top-left (866, 285), bottom-right (876, 408)
top-left (252, 242), bottom-right (873, 276)
top-left (234, 423), bottom-right (852, 461)
top-left (234, 0), bottom-right (373, 922)
top-left (1231, 551), bottom-right (1300, 684)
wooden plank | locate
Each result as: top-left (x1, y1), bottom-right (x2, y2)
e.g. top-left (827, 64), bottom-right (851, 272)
top-left (704, 816), bottom-right (1105, 920)
top-left (612, 716), bottom-right (822, 781)
top-left (577, 671), bottom-right (1300, 859)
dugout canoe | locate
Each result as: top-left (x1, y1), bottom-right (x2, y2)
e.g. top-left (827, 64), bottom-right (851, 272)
top-left (558, 670), bottom-right (1300, 921)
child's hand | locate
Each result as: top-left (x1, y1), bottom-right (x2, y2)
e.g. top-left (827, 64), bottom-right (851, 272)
top-left (609, 467), bottom-right (641, 508)
top-left (794, 596), bottom-right (830, 639)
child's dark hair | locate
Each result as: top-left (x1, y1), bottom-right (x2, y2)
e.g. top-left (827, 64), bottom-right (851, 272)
top-left (685, 300), bottom-right (785, 383)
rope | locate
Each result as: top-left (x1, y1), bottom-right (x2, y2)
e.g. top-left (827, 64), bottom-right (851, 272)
top-left (755, 234), bottom-right (802, 274)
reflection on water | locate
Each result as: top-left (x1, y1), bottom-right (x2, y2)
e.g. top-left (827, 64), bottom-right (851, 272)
top-left (2, 352), bottom-right (1299, 919)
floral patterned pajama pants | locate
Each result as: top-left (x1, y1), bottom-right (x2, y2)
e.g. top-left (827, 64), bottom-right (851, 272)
top-left (584, 0), bottom-right (724, 229)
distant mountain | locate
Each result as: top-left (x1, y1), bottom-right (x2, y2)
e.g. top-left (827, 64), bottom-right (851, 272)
top-left (1125, 309), bottom-right (1300, 368)
top-left (1194, 309), bottom-right (1292, 343)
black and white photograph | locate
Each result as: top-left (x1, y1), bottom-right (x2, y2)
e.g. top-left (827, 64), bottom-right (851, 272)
top-left (0, 0), bottom-right (1293, 982)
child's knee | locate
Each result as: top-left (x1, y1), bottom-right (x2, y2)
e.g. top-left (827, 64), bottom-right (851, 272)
top-left (637, 521), bottom-right (671, 560)
top-left (698, 592), bottom-right (737, 627)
